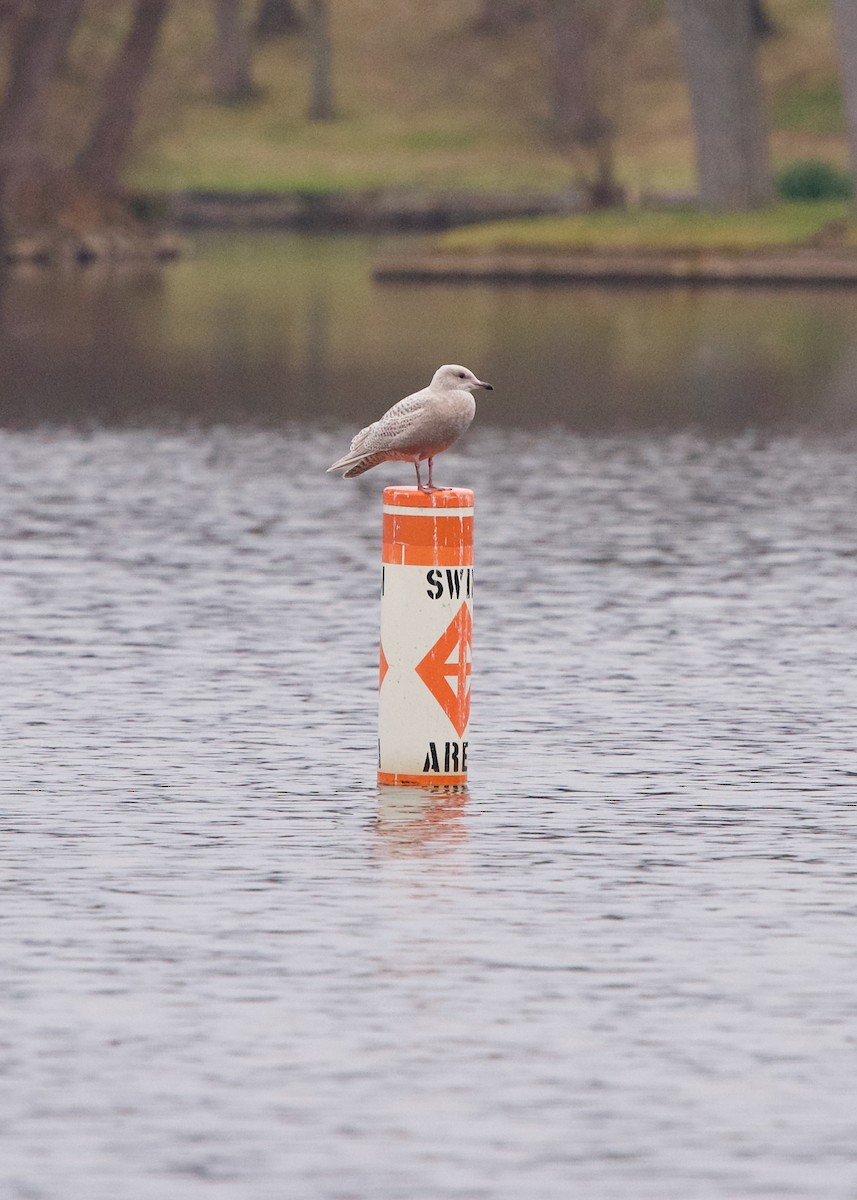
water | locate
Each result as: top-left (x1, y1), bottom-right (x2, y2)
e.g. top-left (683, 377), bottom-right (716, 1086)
top-left (2, 237), bottom-right (857, 1199)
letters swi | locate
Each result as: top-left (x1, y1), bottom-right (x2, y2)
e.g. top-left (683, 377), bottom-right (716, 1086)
top-left (425, 568), bottom-right (473, 601)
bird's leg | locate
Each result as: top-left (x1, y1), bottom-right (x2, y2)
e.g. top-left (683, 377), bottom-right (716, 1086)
top-left (422, 457), bottom-right (444, 493)
top-left (416, 456), bottom-right (443, 493)
top-left (416, 458), bottom-right (436, 493)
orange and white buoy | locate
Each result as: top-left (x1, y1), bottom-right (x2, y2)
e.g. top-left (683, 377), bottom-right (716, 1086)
top-left (378, 486), bottom-right (474, 786)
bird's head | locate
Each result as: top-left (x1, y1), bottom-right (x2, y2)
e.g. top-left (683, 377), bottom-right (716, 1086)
top-left (432, 364), bottom-right (493, 393)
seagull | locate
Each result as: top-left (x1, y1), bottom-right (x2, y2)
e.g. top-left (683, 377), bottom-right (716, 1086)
top-left (326, 364), bottom-right (493, 491)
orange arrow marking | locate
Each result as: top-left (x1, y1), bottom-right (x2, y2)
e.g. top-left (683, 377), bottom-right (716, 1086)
top-left (415, 603), bottom-right (472, 737)
top-left (379, 643), bottom-right (389, 688)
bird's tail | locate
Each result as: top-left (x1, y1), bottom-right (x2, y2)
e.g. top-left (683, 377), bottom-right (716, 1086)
top-left (326, 450), bottom-right (388, 478)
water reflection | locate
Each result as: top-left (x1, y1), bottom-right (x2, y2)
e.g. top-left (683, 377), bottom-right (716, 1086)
top-left (2, 233), bottom-right (857, 431)
top-left (375, 785), bottom-right (469, 856)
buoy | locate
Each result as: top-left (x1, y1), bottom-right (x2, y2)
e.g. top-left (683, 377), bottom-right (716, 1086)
top-left (378, 486), bottom-right (474, 786)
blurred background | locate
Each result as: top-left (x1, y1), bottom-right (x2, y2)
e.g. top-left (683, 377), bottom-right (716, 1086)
top-left (0, 0), bottom-right (856, 430)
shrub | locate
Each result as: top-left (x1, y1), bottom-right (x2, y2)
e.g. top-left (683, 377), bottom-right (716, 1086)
top-left (776, 160), bottom-right (853, 202)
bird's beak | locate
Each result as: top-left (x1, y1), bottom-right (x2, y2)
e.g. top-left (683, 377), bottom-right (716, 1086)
top-left (479, 380), bottom-right (493, 391)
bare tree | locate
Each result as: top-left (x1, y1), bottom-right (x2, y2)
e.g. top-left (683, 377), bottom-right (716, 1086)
top-left (750, 0), bottom-right (776, 38)
top-left (75, 0), bottom-right (171, 191)
top-left (0, 0), bottom-right (182, 258)
top-left (832, 0), bottom-right (857, 208)
top-left (669, 0), bottom-right (771, 210)
top-left (255, 0), bottom-right (303, 38)
top-left (545, 0), bottom-right (631, 208)
top-left (472, 0), bottom-right (535, 34)
top-left (212, 0), bottom-right (255, 103)
top-left (306, 0), bottom-right (333, 120)
top-left (0, 1), bottom-right (22, 39)
top-left (0, 0), bottom-right (85, 158)
top-left (0, 0), bottom-right (85, 237)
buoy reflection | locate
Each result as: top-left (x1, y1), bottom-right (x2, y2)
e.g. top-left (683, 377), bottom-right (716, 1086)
top-left (375, 784), bottom-right (469, 855)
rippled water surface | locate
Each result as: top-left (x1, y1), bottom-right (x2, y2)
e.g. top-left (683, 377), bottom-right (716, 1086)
top-left (2, 237), bottom-right (857, 1199)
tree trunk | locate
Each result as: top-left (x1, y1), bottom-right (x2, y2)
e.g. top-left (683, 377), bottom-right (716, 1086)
top-left (832, 0), bottom-right (857, 210)
top-left (255, 0), bottom-right (303, 38)
top-left (670, 0), bottom-right (771, 210)
top-left (212, 0), bottom-right (254, 103)
top-left (0, 0), bottom-right (85, 156)
top-left (749, 0), bottom-right (776, 39)
top-left (74, 0), bottom-right (170, 192)
top-left (306, 0), bottom-right (334, 120)
top-left (471, 0), bottom-right (535, 34)
top-left (0, 2), bottom-right (23, 40)
top-left (546, 0), bottom-right (625, 208)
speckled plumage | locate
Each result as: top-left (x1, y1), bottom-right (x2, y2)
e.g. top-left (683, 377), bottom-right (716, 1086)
top-left (327, 364), bottom-right (493, 490)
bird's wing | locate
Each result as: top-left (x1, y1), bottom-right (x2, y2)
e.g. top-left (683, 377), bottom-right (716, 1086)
top-left (348, 423), bottom-right (375, 452)
top-left (357, 389), bottom-right (431, 452)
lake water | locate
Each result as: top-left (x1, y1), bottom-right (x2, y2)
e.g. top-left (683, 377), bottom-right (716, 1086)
top-left (2, 235), bottom-right (857, 1199)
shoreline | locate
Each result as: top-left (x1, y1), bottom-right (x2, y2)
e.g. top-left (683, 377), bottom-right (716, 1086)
top-left (372, 246), bottom-right (857, 286)
top-left (159, 187), bottom-right (580, 232)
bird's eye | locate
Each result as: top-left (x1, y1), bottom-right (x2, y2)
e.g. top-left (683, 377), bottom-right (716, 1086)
top-left (457, 372), bottom-right (466, 378)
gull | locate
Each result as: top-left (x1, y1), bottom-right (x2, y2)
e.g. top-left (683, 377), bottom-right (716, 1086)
top-left (326, 364), bottom-right (493, 491)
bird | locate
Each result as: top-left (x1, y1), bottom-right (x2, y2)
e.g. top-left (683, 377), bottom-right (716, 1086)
top-left (326, 364), bottom-right (493, 491)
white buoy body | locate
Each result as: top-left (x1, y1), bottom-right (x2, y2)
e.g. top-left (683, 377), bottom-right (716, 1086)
top-left (378, 486), bottom-right (474, 786)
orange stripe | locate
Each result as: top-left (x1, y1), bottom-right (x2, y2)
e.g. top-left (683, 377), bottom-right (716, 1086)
top-left (383, 512), bottom-right (473, 549)
top-left (383, 513), bottom-right (473, 566)
top-left (383, 486), bottom-right (474, 509)
top-left (378, 770), bottom-right (468, 786)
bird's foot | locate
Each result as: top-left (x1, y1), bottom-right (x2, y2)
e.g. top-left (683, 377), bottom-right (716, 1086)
top-left (419, 484), bottom-right (447, 493)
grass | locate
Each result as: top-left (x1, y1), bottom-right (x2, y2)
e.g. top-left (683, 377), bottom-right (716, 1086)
top-left (438, 202), bottom-right (855, 253)
top-left (773, 79), bottom-right (846, 135)
top-left (94, 0), bottom-right (849, 197)
top-left (124, 0), bottom-right (574, 193)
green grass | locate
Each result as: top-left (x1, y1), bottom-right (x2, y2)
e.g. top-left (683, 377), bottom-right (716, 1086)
top-left (111, 0), bottom-right (850, 197)
top-left (439, 202), bottom-right (854, 252)
top-left (127, 104), bottom-right (573, 194)
top-left (400, 129), bottom-right (478, 152)
top-left (773, 80), bottom-right (846, 136)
